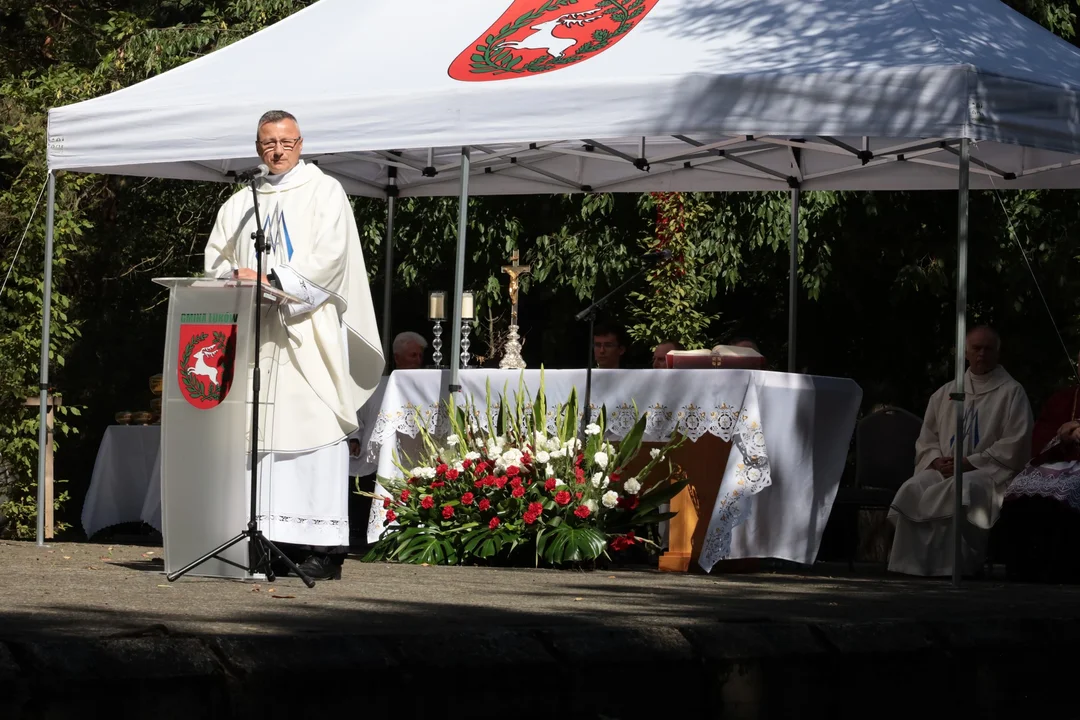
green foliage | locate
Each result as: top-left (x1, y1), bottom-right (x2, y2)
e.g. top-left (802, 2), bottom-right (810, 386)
top-left (627, 192), bottom-right (720, 349)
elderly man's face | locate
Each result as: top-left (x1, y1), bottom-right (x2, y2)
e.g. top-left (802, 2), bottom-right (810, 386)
top-left (394, 341), bottom-right (424, 370)
top-left (965, 328), bottom-right (1000, 375)
top-left (256, 119), bottom-right (303, 175)
top-left (652, 342), bottom-right (677, 369)
top-left (593, 333), bottom-right (624, 369)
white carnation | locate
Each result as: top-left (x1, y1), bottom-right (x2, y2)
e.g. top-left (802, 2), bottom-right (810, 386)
top-left (549, 448), bottom-right (565, 459)
top-left (465, 451), bottom-right (481, 461)
top-left (535, 450), bottom-right (550, 464)
top-left (446, 434), bottom-right (460, 447)
top-left (624, 477), bottom-right (642, 495)
top-left (453, 461), bottom-right (465, 472)
top-left (584, 423), bottom-right (601, 436)
top-left (546, 437), bottom-right (562, 452)
top-left (591, 472), bottom-right (604, 488)
top-left (593, 451), bottom-right (608, 469)
top-left (650, 448), bottom-right (661, 459)
top-left (409, 466), bottom-right (426, 478)
top-left (601, 490), bottom-right (619, 508)
top-left (585, 499), bottom-right (598, 513)
top-left (544, 463), bottom-right (555, 478)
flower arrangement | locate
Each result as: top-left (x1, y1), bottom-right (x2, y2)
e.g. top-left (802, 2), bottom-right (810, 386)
top-left (362, 378), bottom-right (689, 567)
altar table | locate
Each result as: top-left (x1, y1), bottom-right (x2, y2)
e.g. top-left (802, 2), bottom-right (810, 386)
top-left (81, 425), bottom-right (162, 538)
top-left (363, 369), bottom-right (862, 571)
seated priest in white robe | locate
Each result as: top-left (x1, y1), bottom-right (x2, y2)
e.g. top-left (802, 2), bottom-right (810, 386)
top-left (204, 110), bottom-right (384, 580)
top-left (888, 326), bottom-right (1032, 577)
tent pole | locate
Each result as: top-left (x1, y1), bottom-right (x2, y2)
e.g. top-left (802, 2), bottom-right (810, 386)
top-left (35, 171), bottom-right (56, 547)
top-left (952, 138), bottom-right (970, 587)
top-left (787, 187), bottom-right (800, 373)
top-left (448, 148), bottom-right (470, 399)
top-left (381, 193), bottom-right (396, 373)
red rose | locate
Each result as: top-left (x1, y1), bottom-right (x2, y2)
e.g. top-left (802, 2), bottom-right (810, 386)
top-left (523, 510), bottom-right (540, 525)
top-left (574, 505), bottom-right (591, 519)
top-left (484, 475), bottom-right (497, 487)
top-left (511, 486), bottom-right (525, 498)
top-left (528, 502), bottom-right (544, 515)
top-left (446, 468), bottom-right (460, 481)
top-left (406, 477), bottom-right (416, 485)
top-left (575, 453), bottom-right (584, 465)
top-left (509, 477), bottom-right (523, 489)
top-left (505, 465), bottom-right (520, 476)
top-left (461, 492), bottom-right (475, 506)
top-left (478, 498), bottom-right (491, 511)
top-left (489, 517), bottom-right (500, 529)
top-left (442, 505), bottom-right (455, 519)
top-left (400, 489), bottom-right (411, 502)
top-left (609, 473), bottom-right (621, 483)
top-left (386, 509), bottom-right (397, 523)
top-left (554, 490), bottom-right (571, 506)
top-left (421, 495), bottom-right (434, 509)
top-left (383, 497), bottom-right (391, 509)
top-left (436, 463), bottom-right (448, 476)
top-left (618, 495), bottom-right (640, 510)
top-left (462, 459), bottom-right (473, 470)
top-left (474, 480), bottom-right (485, 488)
top-left (494, 476), bottom-right (508, 489)
top-left (574, 468), bottom-right (586, 484)
top-left (575, 492), bottom-right (583, 500)
top-left (544, 478), bottom-right (556, 491)
top-left (475, 461), bottom-right (489, 474)
top-left (521, 453), bottom-right (532, 465)
top-left (431, 480), bottom-right (445, 489)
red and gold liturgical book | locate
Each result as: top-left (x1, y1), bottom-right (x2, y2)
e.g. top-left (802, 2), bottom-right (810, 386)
top-left (666, 346), bottom-right (766, 370)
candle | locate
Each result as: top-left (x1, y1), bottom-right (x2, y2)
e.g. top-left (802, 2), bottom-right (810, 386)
top-left (428, 291), bottom-right (446, 321)
top-left (461, 291), bottom-right (475, 321)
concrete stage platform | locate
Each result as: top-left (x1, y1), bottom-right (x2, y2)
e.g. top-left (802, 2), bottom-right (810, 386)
top-left (2, 540), bottom-right (1078, 718)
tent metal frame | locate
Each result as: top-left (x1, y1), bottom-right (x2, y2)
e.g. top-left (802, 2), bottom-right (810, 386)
top-left (36, 133), bottom-right (976, 585)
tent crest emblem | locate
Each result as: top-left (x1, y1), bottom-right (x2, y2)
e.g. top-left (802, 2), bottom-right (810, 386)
top-left (449, 0), bottom-right (659, 81)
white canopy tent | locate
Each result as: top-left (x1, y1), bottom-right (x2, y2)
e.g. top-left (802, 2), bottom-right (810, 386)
top-left (43, 0), bottom-right (1080, 581)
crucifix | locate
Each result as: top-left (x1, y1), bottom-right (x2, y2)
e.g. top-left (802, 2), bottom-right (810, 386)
top-left (499, 249), bottom-right (531, 370)
top-left (501, 249), bottom-right (531, 325)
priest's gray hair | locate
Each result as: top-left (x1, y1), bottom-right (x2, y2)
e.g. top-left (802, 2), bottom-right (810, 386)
top-left (393, 331), bottom-right (428, 354)
top-left (967, 325), bottom-right (1001, 350)
top-left (257, 110), bottom-right (299, 133)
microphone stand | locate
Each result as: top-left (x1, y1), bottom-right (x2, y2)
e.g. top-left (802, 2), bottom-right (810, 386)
top-left (167, 175), bottom-right (315, 588)
top-left (575, 259), bottom-right (661, 448)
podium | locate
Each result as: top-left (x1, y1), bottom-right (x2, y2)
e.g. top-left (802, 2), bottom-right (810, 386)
top-left (152, 277), bottom-right (297, 579)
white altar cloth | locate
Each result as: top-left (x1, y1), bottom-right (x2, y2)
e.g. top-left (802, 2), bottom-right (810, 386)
top-left (81, 425), bottom-right (163, 538)
top-left (363, 369), bottom-right (862, 570)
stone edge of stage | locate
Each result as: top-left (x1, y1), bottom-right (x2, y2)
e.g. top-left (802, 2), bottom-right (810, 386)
top-left (1, 618), bottom-right (1078, 716)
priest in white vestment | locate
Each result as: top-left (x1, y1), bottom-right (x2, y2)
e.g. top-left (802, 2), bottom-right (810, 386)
top-left (203, 110), bottom-right (383, 579)
top-left (888, 326), bottom-right (1032, 577)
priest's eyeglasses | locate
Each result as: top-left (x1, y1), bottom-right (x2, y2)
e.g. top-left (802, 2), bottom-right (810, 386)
top-left (258, 137), bottom-right (302, 150)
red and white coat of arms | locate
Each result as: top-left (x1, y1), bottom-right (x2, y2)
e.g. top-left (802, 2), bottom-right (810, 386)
top-left (449, 0), bottom-right (660, 81)
top-left (177, 323), bottom-right (237, 410)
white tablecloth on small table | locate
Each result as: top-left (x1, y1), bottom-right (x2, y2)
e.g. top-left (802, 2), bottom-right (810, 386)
top-left (363, 369), bottom-right (862, 570)
top-left (81, 425), bottom-right (162, 538)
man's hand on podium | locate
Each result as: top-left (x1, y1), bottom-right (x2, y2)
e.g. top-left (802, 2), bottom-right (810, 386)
top-left (233, 268), bottom-right (270, 284)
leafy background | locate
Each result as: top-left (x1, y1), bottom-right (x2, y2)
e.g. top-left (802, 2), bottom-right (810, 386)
top-left (1, 0), bottom-right (1079, 538)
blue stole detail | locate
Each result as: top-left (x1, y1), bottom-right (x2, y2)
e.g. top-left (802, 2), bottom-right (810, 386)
top-left (261, 210), bottom-right (294, 261)
top-left (950, 404), bottom-right (980, 452)
top-left (281, 211), bottom-right (294, 261)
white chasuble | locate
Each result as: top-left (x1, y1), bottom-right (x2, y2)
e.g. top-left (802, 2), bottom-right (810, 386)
top-left (888, 366), bottom-right (1032, 576)
top-left (204, 161), bottom-right (384, 546)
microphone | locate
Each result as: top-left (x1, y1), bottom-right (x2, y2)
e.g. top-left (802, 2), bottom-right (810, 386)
top-left (233, 164), bottom-right (269, 183)
top-left (642, 250), bottom-right (673, 263)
